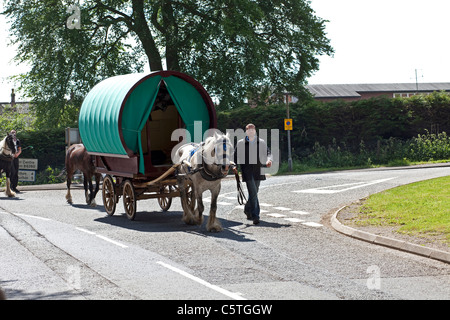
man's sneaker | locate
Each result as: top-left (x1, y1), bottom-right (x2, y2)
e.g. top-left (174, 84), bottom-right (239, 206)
top-left (244, 210), bottom-right (252, 220)
top-left (253, 218), bottom-right (260, 225)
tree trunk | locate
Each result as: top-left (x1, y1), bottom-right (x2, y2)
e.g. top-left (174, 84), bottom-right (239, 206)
top-left (161, 1), bottom-right (180, 71)
top-left (131, 0), bottom-right (163, 71)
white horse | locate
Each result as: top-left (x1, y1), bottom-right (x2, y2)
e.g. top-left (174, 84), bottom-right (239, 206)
top-left (174, 131), bottom-right (233, 232)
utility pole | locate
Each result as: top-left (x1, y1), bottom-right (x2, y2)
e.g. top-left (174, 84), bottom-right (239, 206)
top-left (415, 69), bottom-right (419, 93)
top-left (285, 93), bottom-right (293, 172)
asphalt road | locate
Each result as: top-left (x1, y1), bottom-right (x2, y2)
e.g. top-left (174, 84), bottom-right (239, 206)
top-left (0, 164), bottom-right (449, 300)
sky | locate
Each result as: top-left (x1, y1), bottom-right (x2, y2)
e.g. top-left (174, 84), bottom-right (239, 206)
top-left (1, 0), bottom-right (450, 102)
top-left (308, 0), bottom-right (450, 85)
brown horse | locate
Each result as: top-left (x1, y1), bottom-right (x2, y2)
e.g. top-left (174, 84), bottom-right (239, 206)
top-left (65, 144), bottom-right (101, 206)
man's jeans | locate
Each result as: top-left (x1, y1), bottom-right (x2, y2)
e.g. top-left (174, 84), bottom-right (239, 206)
top-left (244, 177), bottom-right (261, 219)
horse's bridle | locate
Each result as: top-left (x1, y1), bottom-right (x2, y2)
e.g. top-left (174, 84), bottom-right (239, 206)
top-left (187, 138), bottom-right (235, 181)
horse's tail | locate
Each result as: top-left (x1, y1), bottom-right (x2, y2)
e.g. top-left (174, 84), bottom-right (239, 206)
top-left (56, 167), bottom-right (67, 178)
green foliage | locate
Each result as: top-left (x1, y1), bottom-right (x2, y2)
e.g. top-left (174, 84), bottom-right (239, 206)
top-left (217, 92), bottom-right (450, 171)
top-left (3, 0), bottom-right (333, 127)
top-left (3, 0), bottom-right (144, 129)
top-left (0, 104), bottom-right (36, 133)
top-left (18, 128), bottom-right (66, 172)
top-left (35, 166), bottom-right (65, 185)
top-left (408, 131), bottom-right (450, 161)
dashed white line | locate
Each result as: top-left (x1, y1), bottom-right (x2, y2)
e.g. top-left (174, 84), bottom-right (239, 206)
top-left (302, 222), bottom-right (323, 227)
top-left (267, 213), bottom-right (286, 218)
top-left (156, 261), bottom-right (246, 300)
top-left (76, 227), bottom-right (128, 248)
top-left (76, 227), bottom-right (96, 235)
top-left (216, 201), bottom-right (233, 206)
top-left (291, 210), bottom-right (310, 215)
top-left (95, 234), bottom-right (128, 248)
top-left (223, 196), bottom-right (236, 200)
top-left (284, 218), bottom-right (305, 223)
top-left (15, 213), bottom-right (51, 221)
top-left (259, 203), bottom-right (273, 207)
top-left (272, 206), bottom-right (291, 211)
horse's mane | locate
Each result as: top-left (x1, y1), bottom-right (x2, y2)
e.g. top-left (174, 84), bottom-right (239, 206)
top-left (0, 137), bottom-right (7, 153)
top-left (202, 132), bottom-right (231, 153)
top-left (0, 134), bottom-right (16, 157)
top-left (203, 136), bottom-right (216, 152)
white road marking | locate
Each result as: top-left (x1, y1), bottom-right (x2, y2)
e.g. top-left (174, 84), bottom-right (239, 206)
top-left (259, 203), bottom-right (273, 207)
top-left (292, 177), bottom-right (396, 194)
top-left (76, 227), bottom-right (96, 235)
top-left (217, 201), bottom-right (233, 205)
top-left (156, 261), bottom-right (246, 300)
top-left (267, 213), bottom-right (286, 218)
top-left (272, 206), bottom-right (291, 211)
top-left (291, 210), bottom-right (310, 215)
top-left (284, 218), bottom-right (304, 223)
top-left (15, 213), bottom-right (51, 221)
top-left (302, 222), bottom-right (323, 227)
top-left (95, 235), bottom-right (128, 248)
top-left (76, 227), bottom-right (128, 248)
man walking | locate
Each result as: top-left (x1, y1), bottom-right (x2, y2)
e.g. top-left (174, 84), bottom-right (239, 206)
top-left (233, 124), bottom-right (272, 225)
top-left (10, 130), bottom-right (22, 193)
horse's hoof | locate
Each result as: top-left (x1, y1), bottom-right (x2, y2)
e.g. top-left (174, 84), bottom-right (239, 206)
top-left (207, 226), bottom-right (223, 233)
top-left (183, 218), bottom-right (196, 225)
top-left (6, 192), bottom-right (15, 198)
top-left (183, 216), bottom-right (201, 225)
top-left (89, 200), bottom-right (97, 207)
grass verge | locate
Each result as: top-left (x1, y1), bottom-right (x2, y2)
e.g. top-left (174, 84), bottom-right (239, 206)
top-left (355, 176), bottom-right (450, 245)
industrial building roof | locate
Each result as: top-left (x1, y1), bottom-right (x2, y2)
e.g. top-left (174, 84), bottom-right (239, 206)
top-left (306, 83), bottom-right (450, 98)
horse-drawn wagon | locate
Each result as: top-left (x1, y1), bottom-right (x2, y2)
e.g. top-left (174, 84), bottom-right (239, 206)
top-left (78, 71), bottom-right (220, 221)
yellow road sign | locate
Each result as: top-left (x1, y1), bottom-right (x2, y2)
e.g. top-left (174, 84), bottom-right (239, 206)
top-left (284, 119), bottom-right (293, 130)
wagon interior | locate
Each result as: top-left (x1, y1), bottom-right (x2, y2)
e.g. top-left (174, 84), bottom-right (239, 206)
top-left (140, 82), bottom-right (182, 168)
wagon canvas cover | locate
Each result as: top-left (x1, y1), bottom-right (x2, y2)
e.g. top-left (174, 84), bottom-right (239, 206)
top-left (79, 71), bottom-right (216, 174)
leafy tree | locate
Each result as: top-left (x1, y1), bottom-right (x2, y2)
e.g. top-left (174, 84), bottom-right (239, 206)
top-left (3, 0), bottom-right (333, 126)
top-left (0, 104), bottom-right (36, 133)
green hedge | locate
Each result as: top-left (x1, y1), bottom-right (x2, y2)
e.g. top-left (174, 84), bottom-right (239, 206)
top-left (17, 127), bottom-right (66, 172)
top-left (12, 92), bottom-right (450, 184)
top-left (218, 91), bottom-right (450, 161)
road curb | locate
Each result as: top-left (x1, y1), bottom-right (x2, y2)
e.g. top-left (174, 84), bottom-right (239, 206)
top-left (331, 206), bottom-right (450, 264)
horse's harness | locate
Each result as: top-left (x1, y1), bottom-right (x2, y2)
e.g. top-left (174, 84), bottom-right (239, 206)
top-left (179, 139), bottom-right (247, 204)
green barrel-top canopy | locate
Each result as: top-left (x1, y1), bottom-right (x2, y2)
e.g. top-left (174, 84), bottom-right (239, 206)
top-left (78, 71), bottom-right (216, 174)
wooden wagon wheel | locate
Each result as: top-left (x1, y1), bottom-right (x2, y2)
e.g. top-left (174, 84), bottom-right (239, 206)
top-left (158, 185), bottom-right (172, 212)
top-left (102, 175), bottom-right (116, 216)
top-left (123, 180), bottom-right (137, 220)
top-left (181, 180), bottom-right (195, 212)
